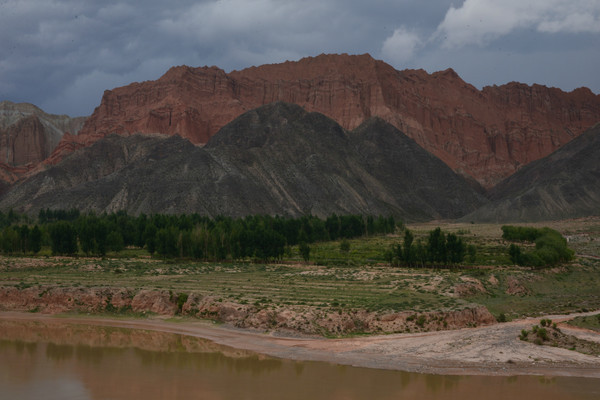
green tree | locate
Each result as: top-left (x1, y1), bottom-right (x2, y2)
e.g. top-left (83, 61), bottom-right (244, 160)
top-left (1, 227), bottom-right (19, 254)
top-left (299, 242), bottom-right (310, 262)
top-left (446, 233), bottom-right (465, 264)
top-left (427, 227), bottom-right (446, 264)
top-left (106, 231), bottom-right (124, 253)
top-left (48, 221), bottom-right (78, 255)
top-left (144, 223), bottom-right (158, 255)
top-left (18, 225), bottom-right (30, 253)
top-left (508, 244), bottom-right (522, 265)
top-left (30, 225), bottom-right (42, 254)
top-left (403, 229), bottom-right (415, 266)
top-left (414, 239), bottom-right (427, 267)
top-left (156, 226), bottom-right (179, 258)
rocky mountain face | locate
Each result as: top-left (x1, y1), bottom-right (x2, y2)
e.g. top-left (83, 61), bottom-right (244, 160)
top-left (0, 102), bottom-right (486, 220)
top-left (0, 101), bottom-right (86, 183)
top-left (464, 124), bottom-right (600, 222)
top-left (59, 53), bottom-right (600, 187)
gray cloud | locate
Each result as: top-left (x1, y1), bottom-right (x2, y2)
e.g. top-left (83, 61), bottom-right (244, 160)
top-left (435, 0), bottom-right (600, 48)
top-left (0, 0), bottom-right (598, 117)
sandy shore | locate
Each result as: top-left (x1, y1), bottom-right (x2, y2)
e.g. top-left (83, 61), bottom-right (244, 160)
top-left (1, 311), bottom-right (599, 378)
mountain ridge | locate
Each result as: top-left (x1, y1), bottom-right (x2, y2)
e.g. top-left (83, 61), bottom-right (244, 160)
top-left (52, 53), bottom-right (600, 188)
top-left (463, 123), bottom-right (600, 222)
top-left (0, 102), bottom-right (486, 220)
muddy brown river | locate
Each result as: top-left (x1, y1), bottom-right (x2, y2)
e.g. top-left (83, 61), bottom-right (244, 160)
top-left (0, 319), bottom-right (599, 399)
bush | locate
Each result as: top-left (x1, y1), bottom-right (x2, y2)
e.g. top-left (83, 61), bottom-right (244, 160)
top-left (504, 226), bottom-right (573, 268)
top-left (340, 239), bottom-right (350, 253)
top-left (176, 293), bottom-right (188, 313)
top-left (520, 329), bottom-right (529, 341)
top-left (536, 327), bottom-right (548, 341)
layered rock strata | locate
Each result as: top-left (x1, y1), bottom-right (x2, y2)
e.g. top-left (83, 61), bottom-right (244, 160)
top-left (59, 54), bottom-right (600, 187)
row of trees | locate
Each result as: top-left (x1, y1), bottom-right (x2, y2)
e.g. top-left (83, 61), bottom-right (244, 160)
top-left (0, 225), bottom-right (42, 255)
top-left (504, 226), bottom-right (574, 268)
top-left (0, 210), bottom-right (398, 260)
top-left (385, 227), bottom-right (473, 267)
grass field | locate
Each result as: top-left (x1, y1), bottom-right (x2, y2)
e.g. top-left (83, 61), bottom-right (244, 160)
top-left (1, 218), bottom-right (599, 320)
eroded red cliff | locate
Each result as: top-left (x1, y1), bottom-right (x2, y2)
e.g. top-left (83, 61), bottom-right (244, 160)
top-left (0, 101), bottom-right (86, 180)
top-left (52, 54), bottom-right (600, 187)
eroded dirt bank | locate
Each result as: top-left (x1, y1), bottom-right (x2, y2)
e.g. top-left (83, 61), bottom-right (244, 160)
top-left (1, 311), bottom-right (599, 378)
top-left (0, 285), bottom-right (495, 335)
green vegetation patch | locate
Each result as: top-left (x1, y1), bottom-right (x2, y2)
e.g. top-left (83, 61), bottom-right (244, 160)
top-left (567, 314), bottom-right (600, 332)
top-left (503, 226), bottom-right (574, 268)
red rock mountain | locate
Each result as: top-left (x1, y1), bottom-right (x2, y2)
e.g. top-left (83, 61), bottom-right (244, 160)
top-left (0, 101), bottom-right (86, 183)
top-left (52, 54), bottom-right (600, 187)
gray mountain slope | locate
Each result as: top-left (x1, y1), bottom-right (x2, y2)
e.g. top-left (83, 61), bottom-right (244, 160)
top-left (0, 102), bottom-right (486, 219)
top-left (464, 124), bottom-right (600, 222)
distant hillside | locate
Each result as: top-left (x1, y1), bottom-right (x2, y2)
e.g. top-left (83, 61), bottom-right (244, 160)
top-left (0, 102), bottom-right (486, 220)
top-left (52, 53), bottom-right (600, 188)
top-left (464, 124), bottom-right (600, 222)
top-left (0, 101), bottom-right (85, 184)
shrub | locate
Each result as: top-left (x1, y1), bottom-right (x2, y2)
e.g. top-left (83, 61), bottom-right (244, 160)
top-left (340, 239), bottom-right (350, 253)
top-left (540, 318), bottom-right (552, 327)
top-left (536, 327), bottom-right (548, 341)
top-left (520, 329), bottom-right (528, 341)
top-left (176, 293), bottom-right (189, 313)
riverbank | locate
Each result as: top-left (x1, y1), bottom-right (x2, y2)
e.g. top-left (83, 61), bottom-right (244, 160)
top-left (2, 311), bottom-right (599, 378)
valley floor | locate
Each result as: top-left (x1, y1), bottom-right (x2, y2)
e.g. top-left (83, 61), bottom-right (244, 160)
top-left (1, 311), bottom-right (599, 378)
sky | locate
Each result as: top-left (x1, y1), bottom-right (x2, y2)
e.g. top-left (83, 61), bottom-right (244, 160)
top-left (1, 0), bottom-right (599, 117)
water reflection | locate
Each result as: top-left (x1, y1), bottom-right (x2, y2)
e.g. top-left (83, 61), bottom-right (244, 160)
top-left (0, 319), bottom-right (598, 400)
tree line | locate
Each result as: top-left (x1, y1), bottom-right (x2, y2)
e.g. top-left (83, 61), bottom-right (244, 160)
top-left (0, 209), bottom-right (397, 260)
top-left (385, 227), bottom-right (474, 267)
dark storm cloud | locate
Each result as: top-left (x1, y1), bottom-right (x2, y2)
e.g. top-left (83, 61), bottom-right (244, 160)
top-left (0, 0), bottom-right (598, 117)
